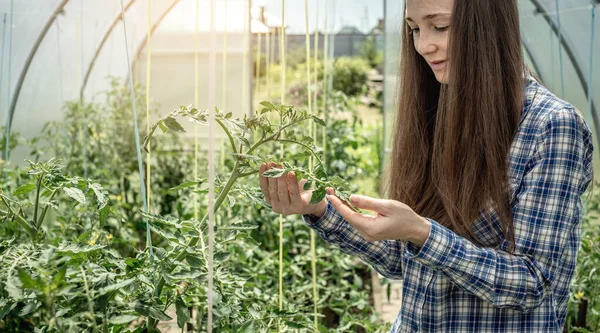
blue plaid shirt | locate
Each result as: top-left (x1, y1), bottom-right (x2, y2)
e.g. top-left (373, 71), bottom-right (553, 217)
top-left (304, 75), bottom-right (594, 332)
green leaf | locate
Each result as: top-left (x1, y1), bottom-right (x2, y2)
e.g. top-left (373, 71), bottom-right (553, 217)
top-left (218, 223), bottom-right (259, 231)
top-left (13, 184), bottom-right (36, 196)
top-left (185, 255), bottom-right (204, 268)
top-left (63, 187), bottom-right (86, 204)
top-left (52, 265), bottom-right (67, 287)
top-left (170, 180), bottom-right (204, 191)
top-left (303, 180), bottom-right (313, 191)
top-left (108, 315), bottom-right (140, 325)
top-left (311, 115), bottom-right (326, 127)
top-left (89, 182), bottom-right (108, 209)
top-left (96, 278), bottom-right (136, 297)
top-left (19, 302), bottom-right (40, 316)
top-left (239, 320), bottom-right (255, 333)
top-left (166, 270), bottom-right (204, 281)
top-left (176, 297), bottom-right (190, 329)
top-left (228, 196), bottom-right (236, 208)
top-left (231, 153), bottom-right (262, 161)
top-left (134, 302), bottom-right (173, 322)
top-left (301, 135), bottom-right (314, 144)
top-left (149, 223), bottom-right (185, 244)
top-left (259, 101), bottom-right (277, 110)
top-left (310, 188), bottom-right (326, 205)
top-left (285, 321), bottom-right (306, 329)
top-left (248, 304), bottom-right (261, 319)
top-left (239, 136), bottom-right (251, 148)
top-left (214, 252), bottom-right (230, 262)
top-left (261, 168), bottom-right (285, 178)
top-left (55, 242), bottom-right (105, 254)
top-left (18, 269), bottom-right (40, 289)
top-left (158, 122), bottom-right (168, 133)
top-left (0, 299), bottom-right (16, 319)
top-left (313, 163), bottom-right (327, 180)
top-left (99, 205), bottom-right (109, 225)
top-left (162, 116), bottom-right (186, 133)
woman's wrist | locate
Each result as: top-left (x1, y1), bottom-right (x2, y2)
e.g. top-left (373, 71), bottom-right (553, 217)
top-left (406, 216), bottom-right (431, 247)
top-left (309, 199), bottom-right (328, 218)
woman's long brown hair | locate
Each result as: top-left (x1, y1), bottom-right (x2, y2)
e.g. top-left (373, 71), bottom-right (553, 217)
top-left (387, 0), bottom-right (524, 251)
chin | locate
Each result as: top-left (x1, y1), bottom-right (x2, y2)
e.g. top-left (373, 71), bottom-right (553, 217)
top-left (435, 73), bottom-right (449, 84)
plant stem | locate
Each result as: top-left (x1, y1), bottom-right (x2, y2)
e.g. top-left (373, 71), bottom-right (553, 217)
top-left (1, 196), bottom-right (36, 243)
top-left (33, 176), bottom-right (43, 227)
top-left (276, 139), bottom-right (324, 166)
top-left (80, 266), bottom-right (99, 333)
top-left (37, 189), bottom-right (58, 229)
top-left (246, 118), bottom-right (308, 155)
top-left (215, 118), bottom-right (237, 155)
top-left (237, 170), bottom-right (258, 178)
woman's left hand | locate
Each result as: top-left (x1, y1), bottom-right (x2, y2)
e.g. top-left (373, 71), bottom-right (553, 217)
top-left (325, 188), bottom-right (431, 247)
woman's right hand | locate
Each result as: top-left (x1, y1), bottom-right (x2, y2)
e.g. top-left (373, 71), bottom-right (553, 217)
top-left (259, 162), bottom-right (328, 218)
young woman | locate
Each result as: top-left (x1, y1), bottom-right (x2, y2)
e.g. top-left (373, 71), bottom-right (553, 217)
top-left (259, 0), bottom-right (594, 331)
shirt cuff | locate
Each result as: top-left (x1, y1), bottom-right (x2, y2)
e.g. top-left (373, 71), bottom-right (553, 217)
top-left (302, 200), bottom-right (342, 233)
top-left (404, 218), bottom-right (455, 269)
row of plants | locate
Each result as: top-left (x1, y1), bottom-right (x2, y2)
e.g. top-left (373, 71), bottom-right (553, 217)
top-left (564, 190), bottom-right (600, 333)
top-left (0, 71), bottom-right (388, 332)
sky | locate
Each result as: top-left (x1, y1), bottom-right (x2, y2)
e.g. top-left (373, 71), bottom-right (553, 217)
top-left (158, 0), bottom-right (385, 34)
top-left (258, 0), bottom-right (385, 34)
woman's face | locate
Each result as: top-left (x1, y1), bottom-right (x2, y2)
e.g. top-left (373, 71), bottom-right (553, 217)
top-left (405, 0), bottom-right (453, 84)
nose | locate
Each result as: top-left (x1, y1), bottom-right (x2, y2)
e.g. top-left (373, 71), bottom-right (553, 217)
top-left (415, 31), bottom-right (437, 56)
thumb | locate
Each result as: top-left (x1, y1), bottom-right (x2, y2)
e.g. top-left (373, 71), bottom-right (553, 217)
top-left (298, 178), bottom-right (308, 190)
top-left (349, 195), bottom-right (389, 214)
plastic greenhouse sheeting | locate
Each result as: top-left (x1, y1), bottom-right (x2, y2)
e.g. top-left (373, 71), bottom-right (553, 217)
top-left (0, 0), bottom-right (252, 164)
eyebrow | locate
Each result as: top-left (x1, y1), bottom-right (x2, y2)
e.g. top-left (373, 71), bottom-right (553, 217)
top-left (405, 13), bottom-right (450, 22)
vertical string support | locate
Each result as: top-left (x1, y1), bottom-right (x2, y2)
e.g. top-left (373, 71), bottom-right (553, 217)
top-left (313, 0), bottom-right (319, 175)
top-left (222, 0), bottom-right (228, 112)
top-left (253, 31), bottom-right (262, 144)
top-left (145, 0), bottom-right (152, 213)
top-left (549, 23), bottom-right (555, 90)
top-left (207, 0), bottom-right (217, 330)
top-left (194, 0), bottom-right (200, 221)
top-left (304, 1), bottom-right (319, 329)
top-left (256, 32), bottom-right (262, 105)
top-left (242, 0), bottom-right (249, 117)
top-left (585, 4), bottom-right (596, 216)
top-left (555, 0), bottom-right (565, 98)
top-left (221, 0), bottom-right (229, 176)
top-left (55, 20), bottom-right (65, 107)
top-left (322, 1), bottom-right (329, 169)
top-left (1, 11), bottom-right (9, 190)
top-left (278, 1), bottom-right (286, 330)
top-left (118, 0), bottom-right (154, 268)
top-left (243, 0), bottom-right (252, 223)
top-left (266, 29), bottom-right (271, 100)
top-left (79, 1), bottom-right (88, 178)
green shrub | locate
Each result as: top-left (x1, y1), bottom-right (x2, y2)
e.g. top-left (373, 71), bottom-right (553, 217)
top-left (332, 57), bottom-right (370, 97)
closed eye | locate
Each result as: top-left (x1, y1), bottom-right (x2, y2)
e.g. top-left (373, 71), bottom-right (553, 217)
top-left (435, 26), bottom-right (449, 32)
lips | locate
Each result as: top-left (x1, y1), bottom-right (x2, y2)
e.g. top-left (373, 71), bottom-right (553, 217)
top-left (430, 60), bottom-right (446, 71)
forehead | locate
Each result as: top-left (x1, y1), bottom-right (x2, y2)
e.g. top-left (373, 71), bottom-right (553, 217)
top-left (405, 0), bottom-right (454, 18)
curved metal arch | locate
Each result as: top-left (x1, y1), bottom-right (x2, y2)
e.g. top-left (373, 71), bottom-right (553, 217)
top-left (129, 0), bottom-right (181, 80)
top-left (530, 0), bottom-right (600, 146)
top-left (79, 0), bottom-right (136, 98)
top-left (522, 34), bottom-right (546, 84)
top-left (7, 0), bottom-right (69, 131)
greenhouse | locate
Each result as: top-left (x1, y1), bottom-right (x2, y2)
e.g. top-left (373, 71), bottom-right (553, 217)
top-left (0, 0), bottom-right (599, 332)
